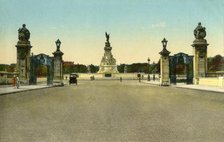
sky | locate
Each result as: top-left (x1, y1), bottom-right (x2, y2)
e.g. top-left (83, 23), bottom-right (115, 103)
top-left (0, 0), bottom-right (224, 65)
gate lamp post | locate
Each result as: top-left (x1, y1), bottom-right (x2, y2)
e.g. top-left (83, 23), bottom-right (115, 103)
top-left (159, 38), bottom-right (171, 86)
top-left (55, 39), bottom-right (61, 51)
top-left (147, 57), bottom-right (150, 81)
top-left (153, 61), bottom-right (156, 81)
top-left (161, 38), bottom-right (168, 48)
top-left (53, 39), bottom-right (64, 86)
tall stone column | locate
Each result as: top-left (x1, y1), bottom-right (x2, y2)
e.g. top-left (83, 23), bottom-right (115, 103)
top-left (53, 39), bottom-right (64, 84)
top-left (159, 38), bottom-right (171, 86)
top-left (15, 24), bottom-right (32, 84)
top-left (192, 22), bottom-right (209, 84)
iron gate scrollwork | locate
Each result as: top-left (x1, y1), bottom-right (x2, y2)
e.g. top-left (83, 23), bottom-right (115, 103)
top-left (29, 53), bottom-right (54, 85)
top-left (169, 52), bottom-right (193, 84)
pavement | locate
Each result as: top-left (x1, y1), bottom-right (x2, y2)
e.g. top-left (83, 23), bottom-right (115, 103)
top-left (141, 80), bottom-right (224, 93)
top-left (0, 84), bottom-right (52, 95)
top-left (173, 83), bottom-right (224, 93)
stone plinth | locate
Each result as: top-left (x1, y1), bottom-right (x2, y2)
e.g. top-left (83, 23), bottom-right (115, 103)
top-left (16, 43), bottom-right (32, 84)
top-left (160, 55), bottom-right (170, 86)
top-left (192, 23), bottom-right (208, 84)
top-left (98, 65), bottom-right (119, 74)
top-left (192, 40), bottom-right (208, 84)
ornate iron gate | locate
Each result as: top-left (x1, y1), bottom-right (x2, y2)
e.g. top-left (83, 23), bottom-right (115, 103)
top-left (169, 52), bottom-right (193, 84)
top-left (29, 54), bottom-right (54, 85)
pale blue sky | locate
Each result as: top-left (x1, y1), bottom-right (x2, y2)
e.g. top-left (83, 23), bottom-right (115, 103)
top-left (0, 0), bottom-right (224, 65)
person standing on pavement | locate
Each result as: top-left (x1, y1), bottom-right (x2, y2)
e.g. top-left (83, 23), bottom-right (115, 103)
top-left (16, 76), bottom-right (20, 89)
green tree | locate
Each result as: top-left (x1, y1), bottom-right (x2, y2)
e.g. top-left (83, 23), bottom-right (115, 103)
top-left (36, 65), bottom-right (47, 77)
top-left (69, 64), bottom-right (87, 73)
top-left (0, 64), bottom-right (9, 71)
top-left (89, 64), bottom-right (99, 73)
top-left (117, 64), bottom-right (125, 73)
top-left (7, 64), bottom-right (16, 72)
top-left (208, 55), bottom-right (223, 71)
top-left (156, 60), bottom-right (160, 74)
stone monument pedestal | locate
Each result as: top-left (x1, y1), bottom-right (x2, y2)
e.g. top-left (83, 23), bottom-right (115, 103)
top-left (192, 40), bottom-right (208, 84)
top-left (98, 65), bottom-right (119, 77)
top-left (16, 43), bottom-right (32, 84)
top-left (192, 23), bottom-right (208, 84)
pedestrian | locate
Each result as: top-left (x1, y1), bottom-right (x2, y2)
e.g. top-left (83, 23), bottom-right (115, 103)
top-left (120, 77), bottom-right (122, 82)
top-left (153, 74), bottom-right (155, 81)
top-left (16, 76), bottom-right (20, 89)
top-left (137, 73), bottom-right (141, 82)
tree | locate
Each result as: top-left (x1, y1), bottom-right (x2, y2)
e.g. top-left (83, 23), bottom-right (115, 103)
top-left (36, 65), bottom-right (47, 77)
top-left (68, 64), bottom-right (87, 73)
top-left (208, 55), bottom-right (223, 71)
top-left (89, 64), bottom-right (99, 73)
top-left (117, 64), bottom-right (125, 73)
top-left (0, 64), bottom-right (9, 71)
top-left (7, 64), bottom-right (16, 72)
top-left (156, 60), bottom-right (160, 74)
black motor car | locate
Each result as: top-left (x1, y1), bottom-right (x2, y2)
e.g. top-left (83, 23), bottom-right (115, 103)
top-left (69, 73), bottom-right (78, 85)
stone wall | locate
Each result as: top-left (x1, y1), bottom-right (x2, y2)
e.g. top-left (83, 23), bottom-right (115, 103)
top-left (199, 77), bottom-right (224, 87)
top-left (63, 73), bottom-right (160, 80)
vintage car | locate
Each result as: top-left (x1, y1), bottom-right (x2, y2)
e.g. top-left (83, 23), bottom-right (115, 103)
top-left (69, 73), bottom-right (78, 85)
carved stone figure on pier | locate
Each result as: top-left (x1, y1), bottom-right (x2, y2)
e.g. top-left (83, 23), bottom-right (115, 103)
top-left (194, 22), bottom-right (206, 39)
top-left (18, 24), bottom-right (30, 44)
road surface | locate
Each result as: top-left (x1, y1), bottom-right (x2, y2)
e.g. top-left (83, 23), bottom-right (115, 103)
top-left (0, 80), bottom-right (224, 142)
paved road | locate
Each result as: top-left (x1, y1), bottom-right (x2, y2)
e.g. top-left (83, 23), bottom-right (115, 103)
top-left (0, 80), bottom-right (224, 142)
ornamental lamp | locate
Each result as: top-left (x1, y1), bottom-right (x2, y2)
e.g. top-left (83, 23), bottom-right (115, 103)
top-left (55, 39), bottom-right (61, 50)
top-left (161, 38), bottom-right (168, 48)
